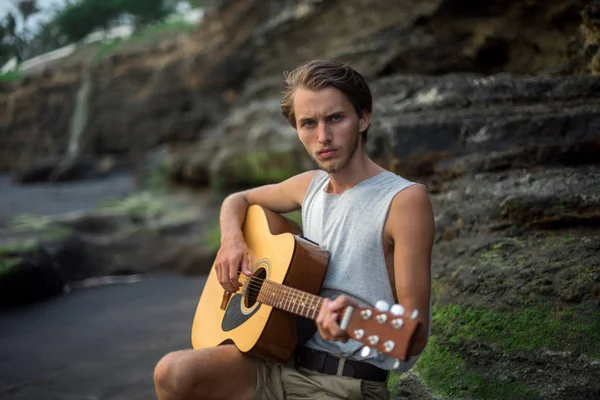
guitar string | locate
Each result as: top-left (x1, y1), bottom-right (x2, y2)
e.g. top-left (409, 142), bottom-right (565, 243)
top-left (237, 275), bottom-right (314, 299)
top-left (224, 272), bottom-right (411, 317)
top-left (228, 275), bottom-right (324, 315)
top-left (241, 277), bottom-right (318, 304)
top-left (234, 274), bottom-right (398, 312)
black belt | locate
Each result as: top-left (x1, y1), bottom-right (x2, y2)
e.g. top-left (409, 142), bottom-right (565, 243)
top-left (295, 347), bottom-right (389, 382)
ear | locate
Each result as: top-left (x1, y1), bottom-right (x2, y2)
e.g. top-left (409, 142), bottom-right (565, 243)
top-left (359, 110), bottom-right (371, 133)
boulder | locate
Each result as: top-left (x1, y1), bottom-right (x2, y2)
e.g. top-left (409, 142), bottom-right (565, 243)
top-left (0, 245), bottom-right (69, 308)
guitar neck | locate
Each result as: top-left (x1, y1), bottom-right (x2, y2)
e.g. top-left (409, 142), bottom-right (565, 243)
top-left (252, 277), bottom-right (419, 363)
top-left (256, 279), bottom-right (327, 321)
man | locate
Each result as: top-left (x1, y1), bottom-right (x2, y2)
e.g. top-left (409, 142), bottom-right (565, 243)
top-left (154, 60), bottom-right (434, 400)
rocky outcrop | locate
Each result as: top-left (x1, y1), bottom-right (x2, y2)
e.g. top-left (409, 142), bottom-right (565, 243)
top-left (369, 73), bottom-right (600, 178)
top-left (2, 0), bottom-right (599, 178)
top-left (376, 73), bottom-right (600, 399)
top-left (0, 189), bottom-right (222, 309)
top-left (0, 244), bottom-right (69, 308)
top-left (13, 155), bottom-right (117, 183)
top-left (0, 66), bottom-right (82, 172)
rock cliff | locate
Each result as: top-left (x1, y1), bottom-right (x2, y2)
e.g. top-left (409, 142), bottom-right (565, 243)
top-left (1, 0), bottom-right (598, 174)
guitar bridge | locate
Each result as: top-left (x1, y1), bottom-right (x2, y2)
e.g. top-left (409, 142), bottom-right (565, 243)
top-left (339, 306), bottom-right (354, 330)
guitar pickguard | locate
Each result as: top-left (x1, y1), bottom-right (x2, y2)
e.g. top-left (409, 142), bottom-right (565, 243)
top-left (221, 293), bottom-right (262, 332)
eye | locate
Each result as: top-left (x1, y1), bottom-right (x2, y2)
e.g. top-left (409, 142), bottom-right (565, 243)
top-left (330, 114), bottom-right (342, 122)
top-left (302, 120), bottom-right (316, 128)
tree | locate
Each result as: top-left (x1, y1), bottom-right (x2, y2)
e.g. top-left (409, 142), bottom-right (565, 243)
top-left (1, 12), bottom-right (21, 61)
top-left (54, 0), bottom-right (175, 43)
top-left (16, 0), bottom-right (40, 23)
top-left (188, 0), bottom-right (206, 8)
top-left (0, 1), bottom-right (40, 63)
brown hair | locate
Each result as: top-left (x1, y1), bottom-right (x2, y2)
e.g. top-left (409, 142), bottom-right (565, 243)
top-left (280, 60), bottom-right (373, 143)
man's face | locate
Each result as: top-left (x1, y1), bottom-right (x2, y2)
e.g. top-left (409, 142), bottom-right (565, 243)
top-left (293, 87), bottom-right (370, 173)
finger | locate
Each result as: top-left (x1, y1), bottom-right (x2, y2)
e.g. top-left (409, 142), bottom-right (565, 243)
top-left (328, 312), bottom-right (348, 340)
top-left (316, 299), bottom-right (327, 326)
top-left (327, 312), bottom-right (340, 332)
top-left (216, 261), bottom-right (227, 288)
top-left (316, 299), bottom-right (333, 340)
top-left (240, 252), bottom-right (252, 277)
top-left (329, 295), bottom-right (347, 311)
top-left (228, 259), bottom-right (242, 291)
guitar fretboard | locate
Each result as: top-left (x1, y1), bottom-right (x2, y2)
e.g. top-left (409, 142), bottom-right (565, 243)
top-left (256, 279), bottom-right (324, 320)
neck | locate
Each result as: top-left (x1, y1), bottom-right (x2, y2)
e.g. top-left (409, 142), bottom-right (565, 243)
top-left (327, 151), bottom-right (385, 194)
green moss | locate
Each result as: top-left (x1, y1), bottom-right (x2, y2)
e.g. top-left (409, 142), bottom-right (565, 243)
top-left (204, 224), bottom-right (222, 252)
top-left (0, 240), bottom-right (37, 276)
top-left (218, 150), bottom-right (305, 189)
top-left (39, 225), bottom-right (73, 242)
top-left (0, 240), bottom-right (37, 256)
top-left (416, 336), bottom-right (537, 399)
top-left (478, 238), bottom-right (526, 270)
top-left (433, 303), bottom-right (600, 356)
top-left (386, 372), bottom-right (402, 398)
top-left (0, 257), bottom-right (21, 275)
top-left (134, 17), bottom-right (194, 41)
top-left (99, 191), bottom-right (166, 218)
top-left (414, 301), bottom-right (600, 398)
top-left (0, 70), bottom-right (20, 82)
top-left (94, 38), bottom-right (123, 62)
top-left (10, 214), bottom-right (51, 232)
top-left (94, 17), bottom-right (194, 62)
top-left (9, 214), bottom-right (74, 242)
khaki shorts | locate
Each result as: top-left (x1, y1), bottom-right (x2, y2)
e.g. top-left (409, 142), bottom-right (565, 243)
top-left (252, 358), bottom-right (389, 400)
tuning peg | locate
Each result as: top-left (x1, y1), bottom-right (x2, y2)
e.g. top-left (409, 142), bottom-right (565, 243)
top-left (361, 346), bottom-right (383, 360)
top-left (390, 304), bottom-right (405, 316)
top-left (391, 318), bottom-right (404, 328)
top-left (376, 313), bottom-right (387, 323)
top-left (353, 329), bottom-right (365, 339)
top-left (361, 346), bottom-right (372, 357)
top-left (383, 340), bottom-right (395, 352)
top-left (360, 309), bottom-right (372, 319)
top-left (367, 335), bottom-right (380, 345)
top-left (410, 309), bottom-right (419, 320)
top-left (392, 359), bottom-right (401, 369)
top-left (375, 300), bottom-right (390, 312)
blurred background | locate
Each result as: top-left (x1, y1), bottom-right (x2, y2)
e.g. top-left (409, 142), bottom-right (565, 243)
top-left (0, 0), bottom-right (599, 399)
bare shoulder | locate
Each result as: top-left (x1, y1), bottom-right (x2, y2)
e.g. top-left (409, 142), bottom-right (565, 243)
top-left (386, 184), bottom-right (434, 236)
top-left (392, 184), bottom-right (431, 209)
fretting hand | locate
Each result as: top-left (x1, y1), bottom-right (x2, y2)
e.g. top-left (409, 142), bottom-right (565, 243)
top-left (315, 295), bottom-right (357, 342)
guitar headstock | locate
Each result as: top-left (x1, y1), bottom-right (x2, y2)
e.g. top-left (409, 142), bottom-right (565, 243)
top-left (340, 301), bottom-right (420, 367)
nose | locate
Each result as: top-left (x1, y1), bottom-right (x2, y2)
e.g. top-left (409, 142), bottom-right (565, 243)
top-left (316, 123), bottom-right (331, 144)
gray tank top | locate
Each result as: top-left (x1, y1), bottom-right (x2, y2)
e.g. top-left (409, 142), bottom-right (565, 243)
top-left (301, 170), bottom-right (427, 372)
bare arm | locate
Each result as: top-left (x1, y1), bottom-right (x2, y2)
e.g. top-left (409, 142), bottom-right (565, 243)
top-left (216, 170), bottom-right (319, 292)
top-left (388, 184), bottom-right (434, 356)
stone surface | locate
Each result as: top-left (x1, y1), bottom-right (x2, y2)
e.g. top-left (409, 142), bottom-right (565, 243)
top-left (2, 0), bottom-right (598, 175)
top-left (0, 245), bottom-right (69, 308)
top-left (0, 274), bottom-right (206, 400)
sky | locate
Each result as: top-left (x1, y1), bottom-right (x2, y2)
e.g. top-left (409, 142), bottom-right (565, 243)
top-left (0, 0), bottom-right (69, 33)
top-left (0, 1), bottom-right (193, 35)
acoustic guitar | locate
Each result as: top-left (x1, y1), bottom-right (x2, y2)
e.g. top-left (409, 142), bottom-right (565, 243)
top-left (191, 205), bottom-right (420, 367)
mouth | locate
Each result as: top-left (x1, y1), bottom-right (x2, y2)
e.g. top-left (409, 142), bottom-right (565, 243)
top-left (318, 149), bottom-right (337, 158)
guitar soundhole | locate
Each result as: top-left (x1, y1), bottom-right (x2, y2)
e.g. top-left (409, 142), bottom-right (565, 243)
top-left (245, 267), bottom-right (266, 308)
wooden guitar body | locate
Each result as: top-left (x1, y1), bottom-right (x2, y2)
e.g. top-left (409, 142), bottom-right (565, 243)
top-left (191, 205), bottom-right (329, 363)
